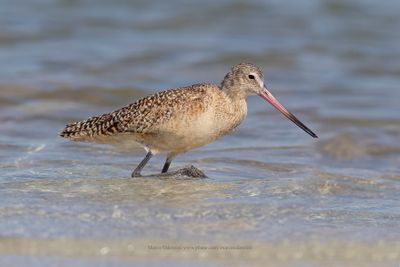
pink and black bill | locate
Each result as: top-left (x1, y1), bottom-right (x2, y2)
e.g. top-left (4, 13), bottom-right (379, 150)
top-left (259, 86), bottom-right (318, 138)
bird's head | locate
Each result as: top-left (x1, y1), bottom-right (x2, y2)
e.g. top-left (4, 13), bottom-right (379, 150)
top-left (222, 62), bottom-right (318, 138)
top-left (221, 62), bottom-right (265, 97)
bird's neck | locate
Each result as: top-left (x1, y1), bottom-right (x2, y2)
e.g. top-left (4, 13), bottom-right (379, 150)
top-left (214, 88), bottom-right (247, 136)
top-left (221, 85), bottom-right (247, 101)
top-left (219, 86), bottom-right (248, 119)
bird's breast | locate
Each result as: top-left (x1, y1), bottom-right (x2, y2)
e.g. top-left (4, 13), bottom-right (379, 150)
top-left (135, 90), bottom-right (247, 154)
top-left (168, 98), bottom-right (247, 151)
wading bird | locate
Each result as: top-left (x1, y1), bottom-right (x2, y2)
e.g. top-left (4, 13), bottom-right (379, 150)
top-left (61, 63), bottom-right (317, 177)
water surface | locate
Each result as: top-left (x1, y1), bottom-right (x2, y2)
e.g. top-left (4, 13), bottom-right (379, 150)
top-left (1, 0), bottom-right (400, 266)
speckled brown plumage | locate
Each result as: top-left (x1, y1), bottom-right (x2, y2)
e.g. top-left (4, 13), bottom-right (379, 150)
top-left (61, 81), bottom-right (246, 154)
top-left (61, 84), bottom-right (212, 140)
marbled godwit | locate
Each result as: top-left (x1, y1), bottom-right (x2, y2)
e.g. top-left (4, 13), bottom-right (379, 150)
top-left (60, 63), bottom-right (317, 177)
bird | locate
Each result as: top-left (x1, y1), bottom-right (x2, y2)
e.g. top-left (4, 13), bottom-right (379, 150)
top-left (60, 63), bottom-right (317, 177)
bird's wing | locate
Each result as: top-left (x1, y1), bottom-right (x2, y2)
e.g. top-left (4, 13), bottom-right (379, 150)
top-left (123, 84), bottom-right (215, 133)
top-left (60, 84), bottom-right (217, 140)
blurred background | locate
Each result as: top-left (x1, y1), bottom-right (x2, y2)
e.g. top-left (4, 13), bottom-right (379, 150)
top-left (0, 0), bottom-right (400, 266)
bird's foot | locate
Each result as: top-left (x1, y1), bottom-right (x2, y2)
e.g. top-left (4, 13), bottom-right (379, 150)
top-left (170, 165), bottom-right (208, 178)
top-left (139, 165), bottom-right (207, 179)
top-left (131, 171), bottom-right (142, 178)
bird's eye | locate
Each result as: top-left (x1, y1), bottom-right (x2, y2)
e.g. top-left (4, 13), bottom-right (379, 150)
top-left (248, 74), bottom-right (255, 80)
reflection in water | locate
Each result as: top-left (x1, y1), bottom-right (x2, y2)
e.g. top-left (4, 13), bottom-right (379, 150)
top-left (1, 0), bottom-right (400, 266)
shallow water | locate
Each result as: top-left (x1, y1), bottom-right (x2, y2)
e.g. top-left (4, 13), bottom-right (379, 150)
top-left (1, 0), bottom-right (400, 266)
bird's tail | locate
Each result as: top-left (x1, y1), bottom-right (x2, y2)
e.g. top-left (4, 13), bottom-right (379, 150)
top-left (60, 113), bottom-right (118, 141)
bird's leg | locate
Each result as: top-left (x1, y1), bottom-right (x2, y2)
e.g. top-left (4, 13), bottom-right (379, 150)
top-left (159, 154), bottom-right (206, 178)
top-left (161, 153), bottom-right (176, 173)
top-left (131, 151), bottom-right (153, 177)
top-left (161, 160), bottom-right (170, 173)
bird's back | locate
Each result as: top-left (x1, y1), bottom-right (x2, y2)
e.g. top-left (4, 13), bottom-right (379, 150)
top-left (60, 84), bottom-right (218, 142)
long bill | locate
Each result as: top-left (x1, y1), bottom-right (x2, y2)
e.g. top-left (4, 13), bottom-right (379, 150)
top-left (259, 86), bottom-right (318, 138)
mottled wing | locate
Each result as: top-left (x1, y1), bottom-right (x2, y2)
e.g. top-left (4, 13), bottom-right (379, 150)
top-left (123, 84), bottom-right (212, 133)
top-left (60, 84), bottom-right (213, 140)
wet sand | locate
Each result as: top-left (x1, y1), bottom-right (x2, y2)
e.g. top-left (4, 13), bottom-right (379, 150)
top-left (1, 0), bottom-right (400, 266)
